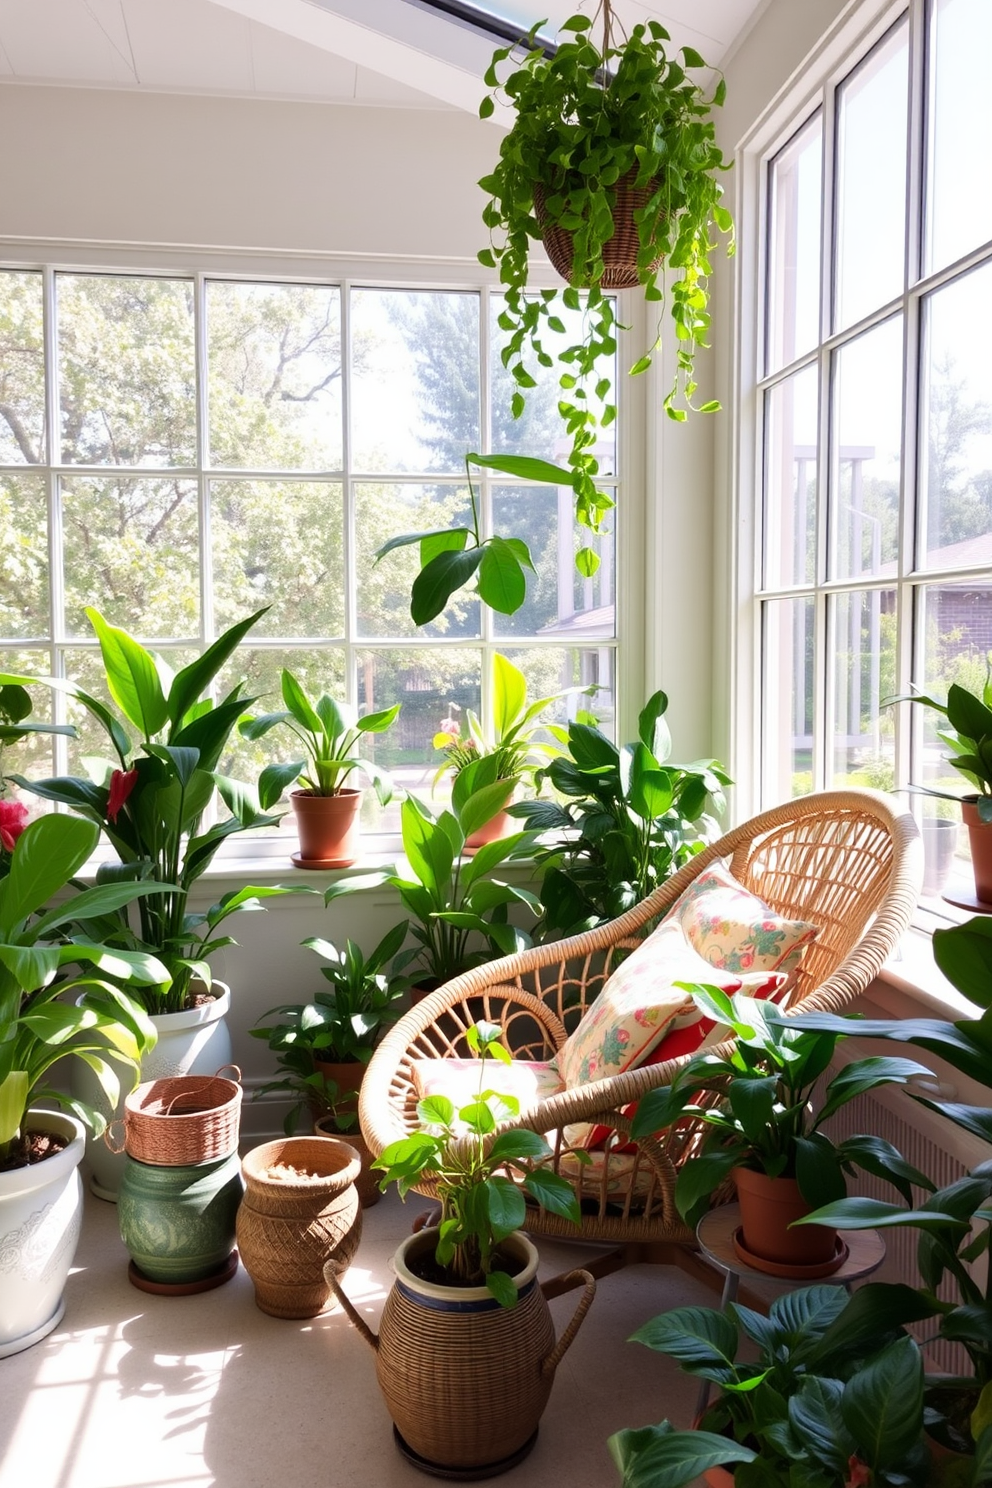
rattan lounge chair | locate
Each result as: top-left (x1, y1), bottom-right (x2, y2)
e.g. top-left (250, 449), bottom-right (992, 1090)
top-left (359, 790), bottom-right (922, 1281)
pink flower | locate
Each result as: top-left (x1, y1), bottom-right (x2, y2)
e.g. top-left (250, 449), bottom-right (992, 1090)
top-left (0, 798), bottom-right (28, 853)
top-left (107, 768), bottom-right (138, 823)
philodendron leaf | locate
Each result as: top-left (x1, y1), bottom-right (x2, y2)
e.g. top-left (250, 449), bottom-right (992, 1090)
top-left (486, 1269), bottom-right (518, 1308)
top-left (478, 539), bottom-right (527, 615)
top-left (86, 607), bottom-right (168, 737)
top-left (609, 1423), bottom-right (756, 1488)
top-left (411, 547), bottom-right (483, 625)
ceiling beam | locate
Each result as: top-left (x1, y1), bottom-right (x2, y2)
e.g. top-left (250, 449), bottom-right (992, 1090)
top-left (205, 0), bottom-right (509, 116)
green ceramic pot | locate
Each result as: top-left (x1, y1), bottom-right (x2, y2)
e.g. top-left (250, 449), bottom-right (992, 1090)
top-left (118, 1150), bottom-right (243, 1284)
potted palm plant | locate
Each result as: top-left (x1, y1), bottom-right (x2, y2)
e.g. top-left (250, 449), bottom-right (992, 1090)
top-left (0, 813), bottom-right (164, 1355)
top-left (327, 1020), bottom-right (595, 1474)
top-left (238, 668), bottom-right (400, 866)
top-left (630, 987), bottom-right (934, 1275)
top-left (478, 5), bottom-right (734, 552)
top-left (251, 922), bottom-right (408, 1205)
top-left (12, 606), bottom-right (309, 1197)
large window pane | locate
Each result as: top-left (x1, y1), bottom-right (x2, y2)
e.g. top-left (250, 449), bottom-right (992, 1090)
top-left (491, 485), bottom-right (615, 639)
top-left (489, 297), bottom-right (618, 476)
top-left (0, 475), bottom-right (48, 639)
top-left (763, 367), bottom-right (817, 588)
top-left (830, 589), bottom-right (896, 786)
top-left (830, 316), bottom-right (902, 581)
top-left (351, 290), bottom-right (480, 474)
top-left (927, 0), bottom-right (992, 274)
top-left (834, 23), bottom-right (908, 331)
top-left (762, 597), bottom-right (814, 803)
top-left (57, 275), bottom-right (196, 466)
top-left (212, 480), bottom-right (344, 639)
top-left (766, 114), bottom-right (822, 373)
top-left (62, 477), bottom-right (199, 639)
top-left (356, 646), bottom-right (483, 832)
top-left (354, 482), bottom-right (479, 640)
top-left (207, 282), bottom-right (343, 471)
top-left (0, 271), bottom-right (45, 464)
top-left (923, 262), bottom-right (992, 567)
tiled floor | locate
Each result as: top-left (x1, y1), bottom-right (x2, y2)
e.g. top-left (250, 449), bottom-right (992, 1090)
top-left (0, 1182), bottom-right (713, 1488)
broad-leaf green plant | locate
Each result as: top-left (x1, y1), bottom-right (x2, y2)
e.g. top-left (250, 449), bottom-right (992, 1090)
top-left (513, 690), bottom-right (730, 936)
top-left (479, 7), bottom-right (734, 547)
top-left (888, 670), bottom-right (992, 820)
top-left (251, 922), bottom-right (409, 1135)
top-left (322, 790), bottom-right (541, 988)
top-left (373, 1020), bottom-right (580, 1305)
top-left (238, 669), bottom-right (399, 802)
top-left (609, 1285), bottom-right (932, 1488)
top-left (8, 607), bottom-right (308, 1013)
top-left (0, 814), bottom-right (166, 1166)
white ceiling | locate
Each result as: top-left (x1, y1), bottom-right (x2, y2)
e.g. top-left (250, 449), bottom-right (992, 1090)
top-left (0, 0), bottom-right (770, 112)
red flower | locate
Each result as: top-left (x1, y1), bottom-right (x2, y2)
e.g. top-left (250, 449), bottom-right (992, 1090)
top-left (845, 1456), bottom-right (871, 1488)
top-left (0, 798), bottom-right (28, 853)
top-left (107, 768), bottom-right (138, 823)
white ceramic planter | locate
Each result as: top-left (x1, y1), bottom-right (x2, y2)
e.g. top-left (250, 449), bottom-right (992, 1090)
top-left (0, 1110), bottom-right (85, 1358)
top-left (73, 983), bottom-right (233, 1202)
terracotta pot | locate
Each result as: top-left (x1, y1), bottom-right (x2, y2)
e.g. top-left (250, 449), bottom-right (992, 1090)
top-left (327, 1229), bottom-right (596, 1473)
top-left (704, 1467), bottom-right (736, 1488)
top-left (236, 1135), bottom-right (362, 1318)
top-left (961, 798), bottom-right (992, 904)
top-left (732, 1167), bottom-right (838, 1270)
top-left (118, 1149), bottom-right (243, 1286)
top-left (313, 1118), bottom-right (380, 1208)
top-left (292, 788), bottom-right (362, 867)
top-left (464, 806), bottom-right (512, 853)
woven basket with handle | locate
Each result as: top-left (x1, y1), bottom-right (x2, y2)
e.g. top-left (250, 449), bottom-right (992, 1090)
top-left (110, 1067), bottom-right (242, 1167)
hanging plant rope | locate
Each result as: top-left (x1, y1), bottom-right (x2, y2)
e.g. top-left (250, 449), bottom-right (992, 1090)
top-left (479, 4), bottom-right (735, 558)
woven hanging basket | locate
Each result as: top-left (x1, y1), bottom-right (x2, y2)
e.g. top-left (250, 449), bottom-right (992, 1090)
top-left (112, 1068), bottom-right (242, 1167)
top-left (534, 170), bottom-right (664, 290)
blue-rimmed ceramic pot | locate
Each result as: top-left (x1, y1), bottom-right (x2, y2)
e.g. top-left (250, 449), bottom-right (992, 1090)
top-left (327, 1228), bottom-right (596, 1476)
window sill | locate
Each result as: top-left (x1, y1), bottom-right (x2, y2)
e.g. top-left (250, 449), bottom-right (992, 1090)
top-left (875, 923), bottom-right (981, 1019)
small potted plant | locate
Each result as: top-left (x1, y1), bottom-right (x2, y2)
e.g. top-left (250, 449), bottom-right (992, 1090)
top-left (238, 668), bottom-right (400, 867)
top-left (0, 812), bottom-right (164, 1354)
top-left (323, 786), bottom-right (541, 996)
top-left (251, 922), bottom-right (408, 1205)
top-left (432, 652), bottom-right (581, 850)
top-left (630, 986), bottom-right (934, 1275)
top-left (513, 689), bottom-right (732, 936)
top-left (609, 1285), bottom-right (933, 1488)
top-left (478, 6), bottom-right (734, 549)
top-left (327, 1021), bottom-right (596, 1474)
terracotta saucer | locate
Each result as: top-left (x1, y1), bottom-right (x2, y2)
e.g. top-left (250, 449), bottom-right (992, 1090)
top-left (732, 1228), bottom-right (848, 1280)
top-left (290, 851), bottom-right (356, 871)
top-left (127, 1250), bottom-right (239, 1296)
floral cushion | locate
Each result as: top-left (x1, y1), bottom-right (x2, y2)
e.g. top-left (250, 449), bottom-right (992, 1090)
top-left (675, 860), bottom-right (818, 978)
top-left (410, 1058), bottom-right (563, 1115)
top-left (554, 919), bottom-right (748, 1092)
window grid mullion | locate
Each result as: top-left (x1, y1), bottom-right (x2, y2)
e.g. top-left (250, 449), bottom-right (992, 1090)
top-left (340, 279), bottom-right (357, 708)
top-left (41, 266), bottom-right (69, 777)
top-left (195, 271), bottom-right (213, 646)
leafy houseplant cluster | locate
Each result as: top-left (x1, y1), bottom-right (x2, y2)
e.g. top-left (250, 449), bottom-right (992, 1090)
top-left (514, 690), bottom-right (731, 936)
top-left (478, 5), bottom-right (734, 551)
top-left (372, 1020), bottom-right (579, 1304)
top-left (10, 607), bottom-right (303, 1014)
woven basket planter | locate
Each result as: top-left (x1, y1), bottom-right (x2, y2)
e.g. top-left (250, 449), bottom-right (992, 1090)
top-left (236, 1135), bottom-right (362, 1318)
top-left (533, 170), bottom-right (663, 290)
top-left (328, 1229), bottom-right (596, 1474)
top-left (313, 1118), bottom-right (380, 1208)
top-left (111, 1068), bottom-right (242, 1167)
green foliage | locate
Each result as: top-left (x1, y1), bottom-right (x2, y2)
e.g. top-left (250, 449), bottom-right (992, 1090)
top-left (512, 690), bottom-right (730, 936)
top-left (889, 668), bottom-right (992, 819)
top-left (479, 10), bottom-right (734, 541)
top-left (323, 789), bottom-right (541, 988)
top-left (630, 989), bottom-right (935, 1228)
top-left (0, 815), bottom-right (162, 1163)
top-left (610, 1285), bottom-right (931, 1488)
top-left (251, 923), bottom-right (409, 1135)
top-left (238, 667), bottom-right (400, 801)
top-left (11, 608), bottom-right (310, 1013)
top-left (373, 1020), bottom-right (579, 1302)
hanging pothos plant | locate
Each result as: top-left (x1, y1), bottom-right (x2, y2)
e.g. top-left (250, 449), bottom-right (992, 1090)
top-left (478, 2), bottom-right (735, 540)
